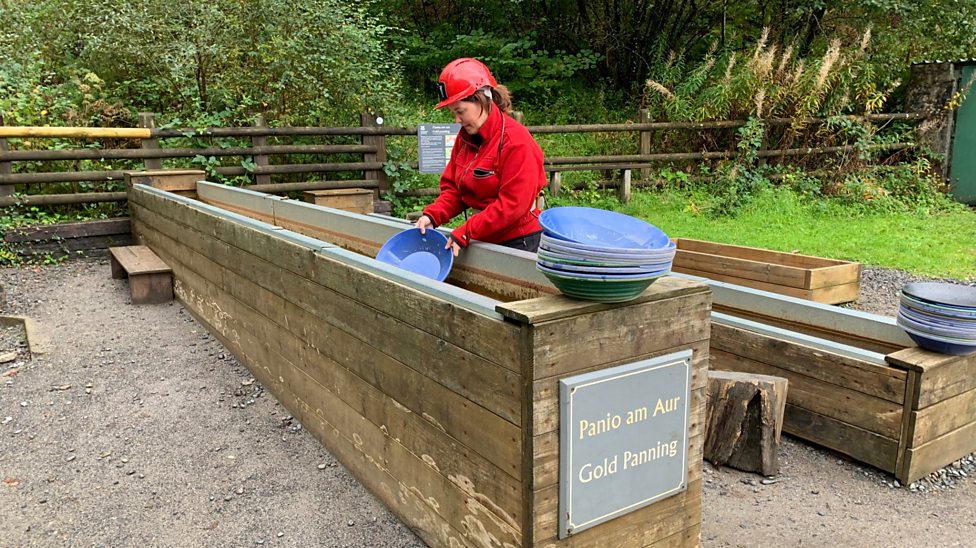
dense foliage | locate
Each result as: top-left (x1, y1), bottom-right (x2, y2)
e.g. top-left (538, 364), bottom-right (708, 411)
top-left (1, 0), bottom-right (400, 128)
top-left (1, 0), bottom-right (974, 269)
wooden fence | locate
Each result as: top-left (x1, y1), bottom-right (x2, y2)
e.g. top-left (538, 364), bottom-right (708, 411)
top-left (0, 112), bottom-right (924, 208)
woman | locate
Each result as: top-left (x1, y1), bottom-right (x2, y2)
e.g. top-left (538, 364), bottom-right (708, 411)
top-left (416, 58), bottom-right (547, 255)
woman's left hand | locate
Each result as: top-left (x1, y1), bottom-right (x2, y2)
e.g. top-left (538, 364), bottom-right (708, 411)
top-left (445, 236), bottom-right (461, 257)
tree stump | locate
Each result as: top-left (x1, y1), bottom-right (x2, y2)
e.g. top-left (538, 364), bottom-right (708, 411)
top-left (704, 370), bottom-right (788, 476)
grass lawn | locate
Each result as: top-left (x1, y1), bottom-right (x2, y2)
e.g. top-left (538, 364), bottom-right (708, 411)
top-left (603, 187), bottom-right (976, 279)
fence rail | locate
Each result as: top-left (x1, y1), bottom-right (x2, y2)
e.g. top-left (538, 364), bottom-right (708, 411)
top-left (0, 112), bottom-right (925, 208)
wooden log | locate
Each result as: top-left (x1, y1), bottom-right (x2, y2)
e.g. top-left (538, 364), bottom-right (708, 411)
top-left (0, 116), bottom-right (12, 198)
top-left (250, 114), bottom-right (271, 185)
top-left (704, 370), bottom-right (788, 476)
top-left (0, 126), bottom-right (150, 139)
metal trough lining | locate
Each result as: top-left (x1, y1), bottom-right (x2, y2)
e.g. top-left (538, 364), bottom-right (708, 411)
top-left (672, 272), bottom-right (913, 347)
top-left (712, 311), bottom-right (889, 366)
top-left (134, 184), bottom-right (504, 320)
top-left (197, 181), bottom-right (552, 289)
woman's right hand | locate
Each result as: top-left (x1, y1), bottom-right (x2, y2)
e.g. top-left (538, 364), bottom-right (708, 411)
top-left (415, 214), bottom-right (434, 234)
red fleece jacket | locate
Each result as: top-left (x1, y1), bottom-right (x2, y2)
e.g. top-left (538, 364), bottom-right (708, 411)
top-left (422, 106), bottom-right (546, 247)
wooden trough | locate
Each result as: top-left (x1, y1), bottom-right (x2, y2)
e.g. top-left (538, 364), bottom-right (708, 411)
top-left (705, 290), bottom-right (976, 484)
top-left (671, 238), bottom-right (861, 304)
top-left (186, 181), bottom-right (973, 485)
top-left (127, 181), bottom-right (711, 547)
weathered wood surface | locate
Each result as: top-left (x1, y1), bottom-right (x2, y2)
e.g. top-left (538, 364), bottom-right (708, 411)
top-left (675, 265), bottom-right (859, 304)
top-left (108, 244), bottom-right (173, 304)
top-left (887, 347), bottom-right (976, 407)
top-left (711, 322), bottom-right (906, 404)
top-left (4, 218), bottom-right (130, 242)
top-left (514, 290), bottom-right (711, 381)
top-left (132, 203), bottom-right (524, 545)
top-left (133, 185), bottom-right (711, 547)
top-left (3, 218), bottom-right (133, 259)
top-left (136, 217), bottom-right (525, 527)
top-left (711, 348), bottom-right (903, 439)
top-left (124, 170), bottom-right (205, 193)
top-left (704, 371), bottom-right (787, 476)
top-left (902, 419), bottom-right (976, 484)
top-left (910, 386), bottom-right (976, 446)
top-left (302, 188), bottom-right (374, 214)
top-left (166, 262), bottom-right (519, 546)
top-left (714, 306), bottom-right (905, 355)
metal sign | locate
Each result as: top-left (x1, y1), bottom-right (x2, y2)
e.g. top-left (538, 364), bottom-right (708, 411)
top-left (417, 123), bottom-right (461, 174)
top-left (558, 350), bottom-right (692, 538)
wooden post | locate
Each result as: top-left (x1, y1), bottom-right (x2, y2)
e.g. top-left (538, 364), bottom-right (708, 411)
top-left (251, 113), bottom-right (271, 185)
top-left (0, 115), bottom-right (12, 198)
top-left (512, 111), bottom-right (525, 124)
top-left (639, 108), bottom-right (651, 181)
top-left (138, 113), bottom-right (162, 171)
top-left (619, 169), bottom-right (631, 203)
top-left (757, 118), bottom-right (768, 168)
top-left (361, 112), bottom-right (388, 196)
top-left (549, 171), bottom-right (561, 197)
top-left (704, 370), bottom-right (788, 476)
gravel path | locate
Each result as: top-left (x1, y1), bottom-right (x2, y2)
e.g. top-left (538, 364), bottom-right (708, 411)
top-left (1, 256), bottom-right (974, 546)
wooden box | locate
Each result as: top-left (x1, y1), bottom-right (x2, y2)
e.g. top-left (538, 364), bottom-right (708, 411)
top-left (301, 188), bottom-right (373, 214)
top-left (124, 169), bottom-right (205, 198)
top-left (671, 238), bottom-right (861, 304)
top-left (128, 181), bottom-right (711, 547)
top-left (707, 291), bottom-right (976, 485)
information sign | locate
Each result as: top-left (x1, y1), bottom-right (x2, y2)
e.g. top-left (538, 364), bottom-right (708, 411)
top-left (558, 350), bottom-right (692, 538)
top-left (417, 123), bottom-right (461, 174)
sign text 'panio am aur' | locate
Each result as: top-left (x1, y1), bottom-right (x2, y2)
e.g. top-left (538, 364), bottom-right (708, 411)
top-left (558, 350), bottom-right (692, 538)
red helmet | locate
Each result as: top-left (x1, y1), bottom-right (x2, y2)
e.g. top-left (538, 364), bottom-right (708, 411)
top-left (435, 58), bottom-right (497, 109)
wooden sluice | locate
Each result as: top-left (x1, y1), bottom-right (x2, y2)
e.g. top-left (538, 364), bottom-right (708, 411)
top-left (127, 180), bottom-right (710, 547)
top-left (127, 175), bottom-right (976, 545)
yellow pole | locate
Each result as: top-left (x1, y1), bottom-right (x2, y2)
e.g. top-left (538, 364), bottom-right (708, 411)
top-left (0, 127), bottom-right (152, 139)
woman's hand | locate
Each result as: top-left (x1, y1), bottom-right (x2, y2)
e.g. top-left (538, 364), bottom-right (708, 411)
top-left (445, 236), bottom-right (461, 257)
top-left (415, 214), bottom-right (434, 234)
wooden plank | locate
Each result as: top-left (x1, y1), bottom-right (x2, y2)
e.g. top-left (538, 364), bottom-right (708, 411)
top-left (134, 206), bottom-right (525, 479)
top-left (674, 238), bottom-right (854, 269)
top-left (532, 479), bottom-right (702, 547)
top-left (527, 292), bottom-right (711, 380)
top-left (896, 370), bottom-right (920, 479)
top-left (886, 348), bottom-right (976, 407)
top-left (911, 385), bottom-right (976, 446)
top-left (673, 265), bottom-right (859, 304)
top-left (808, 261), bottom-right (862, 290)
top-left (124, 169), bottom-right (204, 191)
top-left (170, 261), bottom-right (516, 547)
top-left (496, 276), bottom-right (708, 324)
top-left (3, 218), bottom-right (130, 242)
top-left (108, 245), bottom-right (172, 275)
top-left (673, 248), bottom-right (810, 288)
top-left (712, 348), bottom-right (903, 439)
top-left (902, 420), bottom-right (976, 484)
top-left (711, 321), bottom-right (906, 404)
top-left (783, 404), bottom-right (898, 472)
top-left (0, 126), bottom-right (150, 139)
top-left (647, 522), bottom-right (701, 548)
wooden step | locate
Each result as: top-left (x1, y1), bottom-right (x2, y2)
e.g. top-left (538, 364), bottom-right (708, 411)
top-left (109, 245), bottom-right (173, 304)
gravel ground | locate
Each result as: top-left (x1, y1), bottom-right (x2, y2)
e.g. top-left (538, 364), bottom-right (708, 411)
top-left (1, 256), bottom-right (974, 547)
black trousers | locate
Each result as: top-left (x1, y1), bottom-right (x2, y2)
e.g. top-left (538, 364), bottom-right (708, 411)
top-left (497, 230), bottom-right (542, 252)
